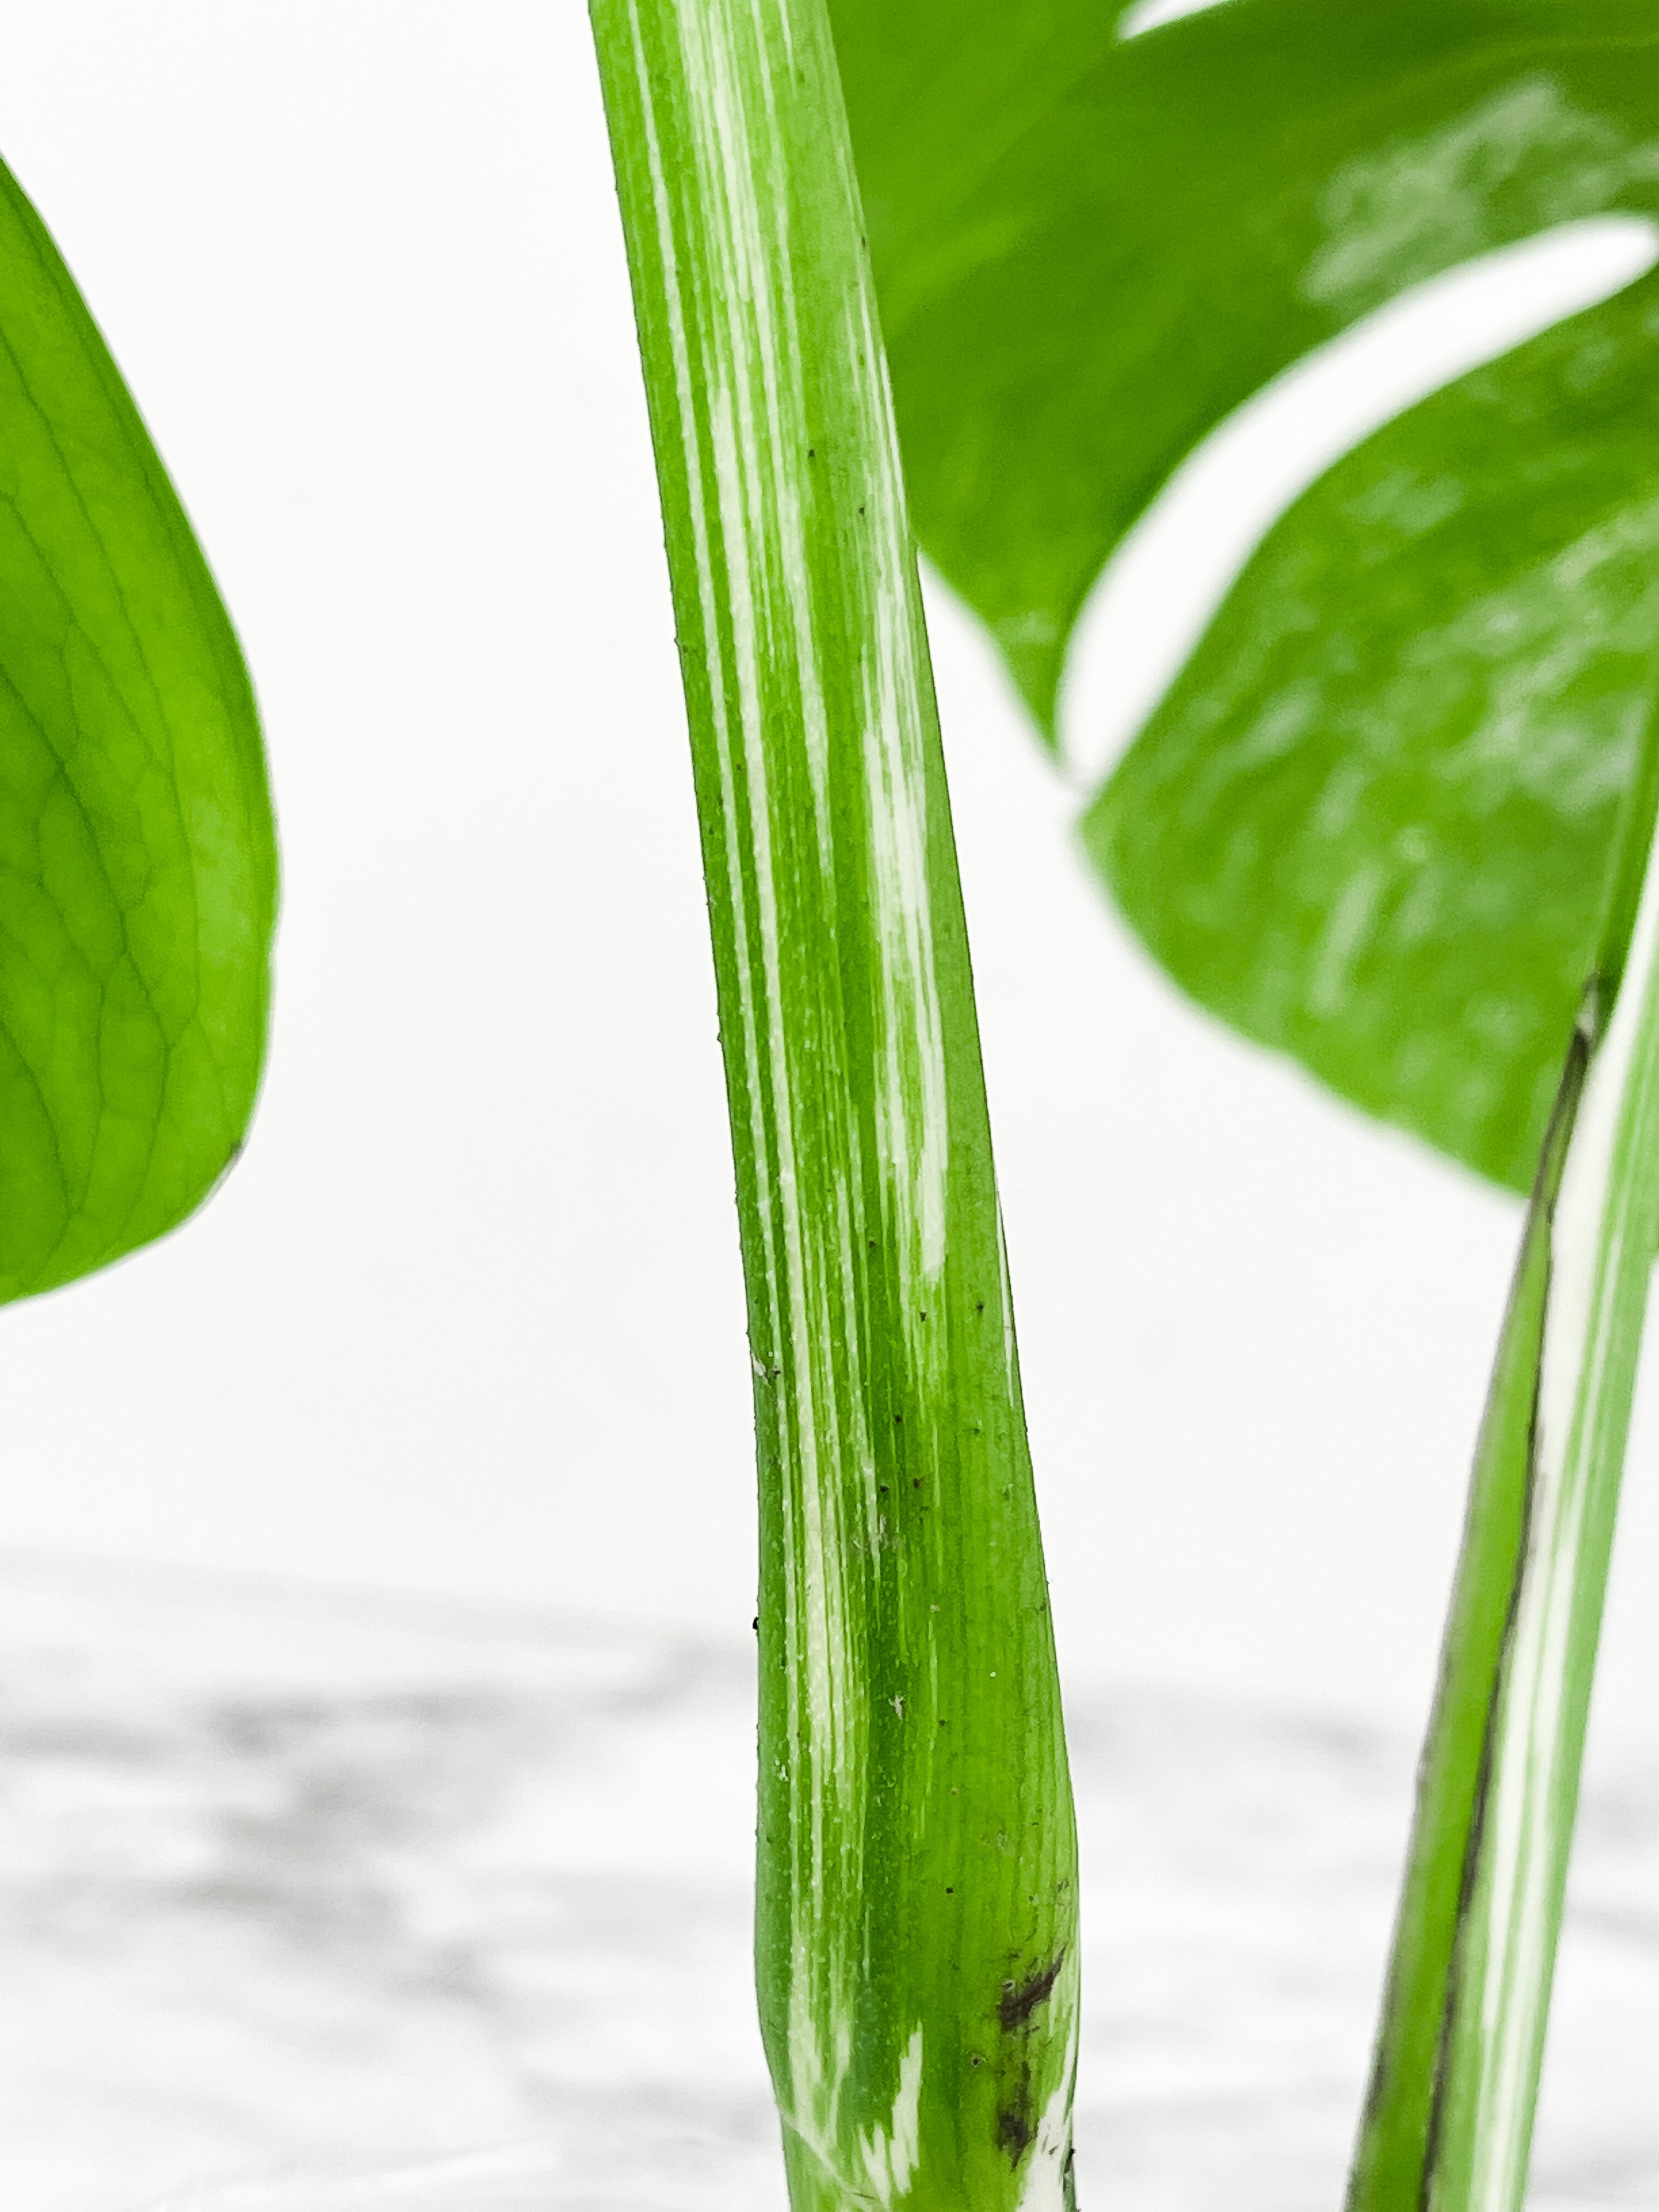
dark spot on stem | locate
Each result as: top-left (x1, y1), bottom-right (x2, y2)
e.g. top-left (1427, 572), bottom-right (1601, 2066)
top-left (999, 2110), bottom-right (1034, 2159)
top-left (999, 1954), bottom-right (1065, 2031)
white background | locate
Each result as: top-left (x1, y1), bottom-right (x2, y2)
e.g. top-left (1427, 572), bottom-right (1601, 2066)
top-left (0, 0), bottom-right (1655, 1741)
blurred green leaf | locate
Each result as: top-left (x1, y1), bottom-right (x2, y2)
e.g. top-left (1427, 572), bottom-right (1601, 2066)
top-left (0, 159), bottom-right (276, 1300)
top-left (831, 0), bottom-right (1659, 1186)
top-left (1085, 283), bottom-right (1659, 1189)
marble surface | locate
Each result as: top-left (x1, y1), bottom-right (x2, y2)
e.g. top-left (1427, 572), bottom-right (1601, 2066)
top-left (0, 1559), bottom-right (1650, 2211)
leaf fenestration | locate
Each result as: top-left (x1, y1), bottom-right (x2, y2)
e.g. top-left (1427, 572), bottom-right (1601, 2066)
top-left (831, 0), bottom-right (1659, 1186)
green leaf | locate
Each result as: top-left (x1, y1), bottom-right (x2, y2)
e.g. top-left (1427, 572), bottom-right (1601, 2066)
top-left (829, 0), bottom-right (1659, 1185)
top-left (588, 0), bottom-right (1078, 2205)
top-left (1085, 276), bottom-right (1659, 1190)
top-left (835, 0), bottom-right (1659, 724)
top-left (0, 157), bottom-right (276, 1301)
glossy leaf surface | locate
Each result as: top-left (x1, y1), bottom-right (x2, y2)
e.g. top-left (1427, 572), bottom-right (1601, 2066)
top-left (830, 0), bottom-right (1659, 1187)
top-left (1086, 280), bottom-right (1659, 1189)
top-left (0, 158), bottom-right (276, 1299)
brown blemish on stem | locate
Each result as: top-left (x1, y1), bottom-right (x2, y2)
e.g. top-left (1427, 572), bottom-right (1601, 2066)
top-left (998, 2108), bottom-right (1034, 2159)
top-left (999, 1953), bottom-right (1065, 2031)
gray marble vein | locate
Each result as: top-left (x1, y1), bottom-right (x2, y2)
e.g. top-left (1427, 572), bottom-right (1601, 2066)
top-left (0, 1560), bottom-right (1647, 2211)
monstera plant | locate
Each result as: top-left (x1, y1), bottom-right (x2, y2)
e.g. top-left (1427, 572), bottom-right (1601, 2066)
top-left (839, 0), bottom-right (1659, 1198)
top-left (588, 1), bottom-right (1659, 2210)
top-left (0, 0), bottom-right (1652, 2206)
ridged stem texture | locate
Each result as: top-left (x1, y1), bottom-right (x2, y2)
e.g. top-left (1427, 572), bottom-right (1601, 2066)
top-left (587, 4), bottom-right (1080, 2208)
top-left (1349, 723), bottom-right (1659, 2212)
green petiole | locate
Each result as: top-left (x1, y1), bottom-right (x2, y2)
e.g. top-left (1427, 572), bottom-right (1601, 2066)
top-left (1350, 693), bottom-right (1659, 2212)
top-left (587, 1), bottom-right (1079, 2205)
